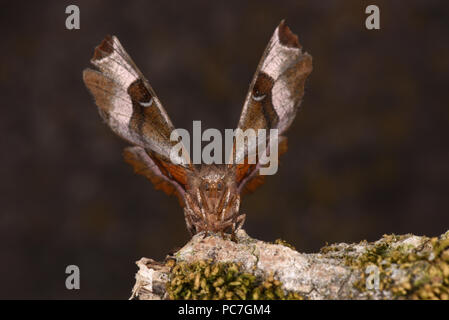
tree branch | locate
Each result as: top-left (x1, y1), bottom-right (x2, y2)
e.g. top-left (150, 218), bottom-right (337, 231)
top-left (131, 229), bottom-right (449, 300)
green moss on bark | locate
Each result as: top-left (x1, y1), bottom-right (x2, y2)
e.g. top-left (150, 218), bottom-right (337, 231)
top-left (165, 260), bottom-right (304, 300)
top-left (273, 238), bottom-right (296, 251)
top-left (343, 233), bottom-right (449, 299)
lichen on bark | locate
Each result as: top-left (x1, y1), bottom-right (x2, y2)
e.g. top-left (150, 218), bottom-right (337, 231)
top-left (130, 229), bottom-right (449, 300)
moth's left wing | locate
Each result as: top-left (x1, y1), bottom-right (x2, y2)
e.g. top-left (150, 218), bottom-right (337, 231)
top-left (234, 20), bottom-right (313, 192)
top-left (83, 35), bottom-right (191, 202)
top-left (123, 146), bottom-right (187, 206)
top-left (83, 35), bottom-right (189, 166)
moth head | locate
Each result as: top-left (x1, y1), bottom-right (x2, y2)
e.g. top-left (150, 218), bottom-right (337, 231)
top-left (187, 165), bottom-right (237, 216)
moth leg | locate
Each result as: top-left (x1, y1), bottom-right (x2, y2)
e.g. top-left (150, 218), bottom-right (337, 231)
top-left (184, 194), bottom-right (202, 235)
top-left (235, 213), bottom-right (246, 230)
top-left (230, 214), bottom-right (246, 242)
top-left (184, 207), bottom-right (196, 236)
top-left (184, 215), bottom-right (193, 236)
top-left (230, 227), bottom-right (237, 242)
top-left (234, 196), bottom-right (240, 218)
top-left (232, 195), bottom-right (245, 231)
top-left (196, 189), bottom-right (207, 221)
top-left (218, 189), bottom-right (231, 221)
top-left (222, 194), bottom-right (240, 222)
top-left (218, 219), bottom-right (234, 238)
top-left (218, 193), bottom-right (235, 229)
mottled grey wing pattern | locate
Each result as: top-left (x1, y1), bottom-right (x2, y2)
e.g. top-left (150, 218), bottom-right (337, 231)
top-left (234, 20), bottom-right (313, 191)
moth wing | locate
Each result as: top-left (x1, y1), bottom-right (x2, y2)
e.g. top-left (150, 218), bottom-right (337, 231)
top-left (233, 21), bottom-right (312, 192)
top-left (123, 146), bottom-right (188, 207)
top-left (83, 35), bottom-right (190, 166)
top-left (238, 136), bottom-right (288, 195)
top-left (237, 20), bottom-right (313, 135)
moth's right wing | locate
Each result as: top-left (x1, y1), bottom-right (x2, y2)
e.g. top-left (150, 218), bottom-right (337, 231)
top-left (233, 21), bottom-right (313, 194)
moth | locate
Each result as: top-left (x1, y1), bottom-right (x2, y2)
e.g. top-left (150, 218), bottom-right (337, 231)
top-left (83, 20), bottom-right (312, 238)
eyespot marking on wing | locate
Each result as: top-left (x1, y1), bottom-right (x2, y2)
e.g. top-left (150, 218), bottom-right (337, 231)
top-left (251, 93), bottom-right (266, 102)
top-left (253, 72), bottom-right (274, 100)
top-left (139, 98), bottom-right (154, 108)
top-left (127, 79), bottom-right (153, 105)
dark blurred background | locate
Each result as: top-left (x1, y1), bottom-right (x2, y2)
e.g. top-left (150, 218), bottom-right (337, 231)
top-left (1, 0), bottom-right (448, 299)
